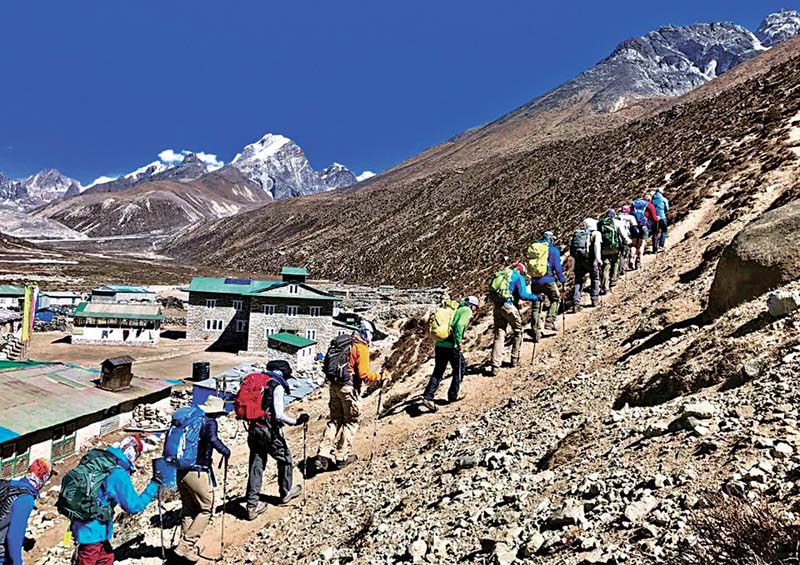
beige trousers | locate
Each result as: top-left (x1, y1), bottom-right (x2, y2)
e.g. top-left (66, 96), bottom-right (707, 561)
top-left (317, 383), bottom-right (361, 462)
top-left (178, 470), bottom-right (214, 544)
top-left (491, 302), bottom-right (523, 368)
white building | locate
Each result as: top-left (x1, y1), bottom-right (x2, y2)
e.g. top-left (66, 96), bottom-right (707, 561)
top-left (41, 291), bottom-right (84, 308)
top-left (0, 286), bottom-right (23, 310)
top-left (72, 302), bottom-right (164, 345)
top-left (90, 285), bottom-right (156, 304)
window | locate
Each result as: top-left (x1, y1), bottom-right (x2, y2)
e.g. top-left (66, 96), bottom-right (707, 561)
top-left (286, 305), bottom-right (299, 317)
top-left (205, 319), bottom-right (224, 331)
top-left (309, 306), bottom-right (321, 317)
top-left (52, 423), bottom-right (77, 462)
top-left (263, 304), bottom-right (275, 315)
top-left (235, 319), bottom-right (248, 333)
top-left (288, 284), bottom-right (299, 294)
top-left (306, 329), bottom-right (317, 341)
top-left (232, 299), bottom-right (243, 311)
top-left (0, 443), bottom-right (30, 479)
top-left (264, 327), bottom-right (277, 339)
top-left (205, 299), bottom-right (216, 309)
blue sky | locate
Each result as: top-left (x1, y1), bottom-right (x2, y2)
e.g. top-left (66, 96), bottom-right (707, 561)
top-left (0, 1), bottom-right (794, 185)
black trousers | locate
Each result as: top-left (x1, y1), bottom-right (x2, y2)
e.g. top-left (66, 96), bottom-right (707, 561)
top-left (422, 346), bottom-right (464, 402)
top-left (246, 424), bottom-right (292, 507)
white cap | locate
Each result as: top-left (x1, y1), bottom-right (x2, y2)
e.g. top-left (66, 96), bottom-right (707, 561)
top-left (466, 296), bottom-right (479, 308)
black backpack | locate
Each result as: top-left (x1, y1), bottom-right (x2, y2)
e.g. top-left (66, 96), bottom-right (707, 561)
top-left (0, 479), bottom-right (32, 561)
top-left (323, 335), bottom-right (354, 384)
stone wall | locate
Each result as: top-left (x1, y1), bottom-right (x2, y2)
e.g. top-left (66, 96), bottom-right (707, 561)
top-left (247, 296), bottom-right (335, 355)
top-left (186, 291), bottom-right (250, 350)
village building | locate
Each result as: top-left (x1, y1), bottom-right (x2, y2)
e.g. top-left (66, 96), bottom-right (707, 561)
top-left (0, 308), bottom-right (22, 337)
top-left (40, 291), bottom-right (84, 308)
top-left (185, 267), bottom-right (340, 356)
top-left (0, 360), bottom-right (171, 478)
top-left (0, 285), bottom-right (24, 310)
top-left (71, 302), bottom-right (164, 345)
top-left (90, 284), bottom-right (156, 304)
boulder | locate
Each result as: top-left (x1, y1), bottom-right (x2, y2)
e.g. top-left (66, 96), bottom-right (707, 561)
top-left (767, 291), bottom-right (800, 318)
top-left (707, 199), bottom-right (800, 317)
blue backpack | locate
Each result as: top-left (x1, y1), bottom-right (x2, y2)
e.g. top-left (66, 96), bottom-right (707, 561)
top-left (163, 406), bottom-right (204, 469)
top-left (632, 199), bottom-right (649, 227)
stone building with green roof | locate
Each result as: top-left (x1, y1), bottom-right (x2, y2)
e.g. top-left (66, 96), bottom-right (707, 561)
top-left (185, 267), bottom-right (341, 359)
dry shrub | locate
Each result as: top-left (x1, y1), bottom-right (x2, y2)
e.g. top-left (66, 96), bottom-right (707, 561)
top-left (665, 493), bottom-right (800, 565)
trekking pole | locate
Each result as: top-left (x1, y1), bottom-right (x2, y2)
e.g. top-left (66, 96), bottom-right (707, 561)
top-left (156, 489), bottom-right (165, 563)
top-left (220, 459), bottom-right (228, 560)
top-left (561, 283), bottom-right (566, 336)
top-left (302, 422), bottom-right (308, 507)
top-left (369, 379), bottom-right (385, 466)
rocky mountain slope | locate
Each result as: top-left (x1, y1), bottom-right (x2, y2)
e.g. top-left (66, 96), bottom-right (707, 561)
top-left (83, 153), bottom-right (211, 194)
top-left (168, 38), bottom-right (800, 297)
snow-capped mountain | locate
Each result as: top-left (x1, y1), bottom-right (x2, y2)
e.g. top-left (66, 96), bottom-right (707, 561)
top-left (0, 173), bottom-right (27, 202)
top-left (84, 153), bottom-right (209, 194)
top-left (756, 9), bottom-right (800, 47)
top-left (519, 10), bottom-right (800, 115)
top-left (321, 163), bottom-right (358, 191)
top-left (18, 169), bottom-right (81, 203)
top-left (228, 133), bottom-right (360, 199)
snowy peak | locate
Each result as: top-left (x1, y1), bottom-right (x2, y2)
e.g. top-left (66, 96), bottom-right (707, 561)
top-left (756, 9), bottom-right (800, 47)
top-left (18, 169), bottom-right (81, 203)
top-left (84, 152), bottom-right (211, 194)
top-left (234, 133), bottom-right (293, 163)
top-left (321, 163), bottom-right (358, 191)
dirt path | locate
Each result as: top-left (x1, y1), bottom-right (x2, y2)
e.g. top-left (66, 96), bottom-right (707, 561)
top-left (178, 204), bottom-right (717, 562)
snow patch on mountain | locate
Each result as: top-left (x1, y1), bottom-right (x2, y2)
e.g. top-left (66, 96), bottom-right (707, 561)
top-left (356, 170), bottom-right (376, 182)
top-left (756, 9), bottom-right (800, 47)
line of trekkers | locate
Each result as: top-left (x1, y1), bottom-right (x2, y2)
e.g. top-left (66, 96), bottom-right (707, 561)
top-left (0, 191), bottom-right (668, 565)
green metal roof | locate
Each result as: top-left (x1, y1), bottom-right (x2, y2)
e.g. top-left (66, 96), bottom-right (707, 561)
top-left (280, 266), bottom-right (308, 276)
top-left (187, 277), bottom-right (279, 296)
top-left (95, 285), bottom-right (151, 294)
top-left (74, 301), bottom-right (165, 321)
top-left (268, 332), bottom-right (316, 348)
top-left (0, 285), bottom-right (24, 297)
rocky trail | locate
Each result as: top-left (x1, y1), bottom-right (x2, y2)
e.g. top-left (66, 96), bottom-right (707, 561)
top-left (29, 127), bottom-right (800, 564)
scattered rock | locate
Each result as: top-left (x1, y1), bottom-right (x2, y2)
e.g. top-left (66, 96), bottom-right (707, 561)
top-left (767, 291), bottom-right (800, 318)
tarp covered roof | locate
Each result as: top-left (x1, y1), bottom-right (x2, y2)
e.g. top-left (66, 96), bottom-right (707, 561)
top-left (269, 332), bottom-right (316, 349)
top-left (74, 302), bottom-right (164, 321)
top-left (94, 285), bottom-right (152, 294)
top-left (0, 362), bottom-right (171, 441)
top-left (0, 285), bottom-right (24, 297)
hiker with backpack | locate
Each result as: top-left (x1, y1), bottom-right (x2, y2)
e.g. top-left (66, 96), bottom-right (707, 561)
top-left (651, 189), bottom-right (670, 252)
top-left (61, 436), bottom-right (160, 565)
top-left (315, 320), bottom-right (389, 473)
top-left (598, 209), bottom-right (631, 294)
top-left (570, 218), bottom-right (602, 311)
top-left (421, 296), bottom-right (479, 412)
top-left (630, 199), bottom-right (652, 269)
top-left (167, 396), bottom-right (231, 562)
top-left (528, 231), bottom-right (566, 340)
top-left (1, 458), bottom-right (53, 565)
top-left (617, 206), bottom-right (639, 273)
top-left (643, 194), bottom-right (661, 253)
top-left (236, 360), bottom-right (309, 521)
top-left (489, 262), bottom-right (542, 376)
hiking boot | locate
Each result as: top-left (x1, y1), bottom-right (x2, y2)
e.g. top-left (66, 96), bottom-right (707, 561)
top-left (590, 299), bottom-right (599, 308)
top-left (544, 321), bottom-right (558, 332)
top-left (572, 304), bottom-right (582, 314)
top-left (487, 366), bottom-right (498, 377)
top-left (421, 398), bottom-right (438, 412)
top-left (448, 393), bottom-right (466, 403)
top-left (246, 501), bottom-right (268, 521)
top-left (174, 540), bottom-right (200, 563)
top-left (510, 357), bottom-right (520, 368)
top-left (335, 455), bottom-right (358, 470)
top-left (279, 485), bottom-right (302, 505)
top-left (312, 455), bottom-right (331, 474)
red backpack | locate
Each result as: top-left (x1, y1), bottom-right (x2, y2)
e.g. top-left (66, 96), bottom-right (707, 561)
top-left (234, 372), bottom-right (274, 421)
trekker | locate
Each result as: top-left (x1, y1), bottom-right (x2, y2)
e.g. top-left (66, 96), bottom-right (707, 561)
top-left (598, 209), bottom-right (631, 293)
top-left (173, 396), bottom-right (231, 562)
top-left (1, 458), bottom-right (53, 565)
top-left (651, 189), bottom-right (670, 252)
top-left (529, 231), bottom-right (566, 339)
top-left (571, 219), bottom-right (602, 311)
top-left (240, 360), bottom-right (309, 521)
top-left (617, 206), bottom-right (638, 272)
top-left (315, 320), bottom-right (388, 473)
top-left (421, 296), bottom-right (479, 412)
top-left (630, 199), bottom-right (651, 269)
top-left (643, 195), bottom-right (660, 253)
top-left (66, 436), bottom-right (160, 565)
top-left (489, 262), bottom-right (541, 375)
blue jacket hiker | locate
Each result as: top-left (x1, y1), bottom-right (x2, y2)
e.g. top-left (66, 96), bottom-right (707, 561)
top-left (530, 231), bottom-right (567, 337)
top-left (2, 458), bottom-right (52, 565)
top-left (69, 437), bottom-right (159, 565)
top-left (490, 263), bottom-right (540, 376)
top-left (422, 296), bottom-right (480, 411)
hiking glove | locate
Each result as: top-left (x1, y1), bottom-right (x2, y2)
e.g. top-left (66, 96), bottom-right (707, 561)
top-left (152, 468), bottom-right (164, 487)
top-left (296, 413), bottom-right (310, 425)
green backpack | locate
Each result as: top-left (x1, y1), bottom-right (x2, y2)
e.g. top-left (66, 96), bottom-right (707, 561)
top-left (56, 449), bottom-right (119, 522)
top-left (599, 218), bottom-right (620, 252)
top-left (489, 268), bottom-right (513, 304)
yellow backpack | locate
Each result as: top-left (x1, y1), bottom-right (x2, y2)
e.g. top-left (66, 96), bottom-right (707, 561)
top-left (527, 242), bottom-right (549, 278)
top-left (428, 300), bottom-right (459, 340)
